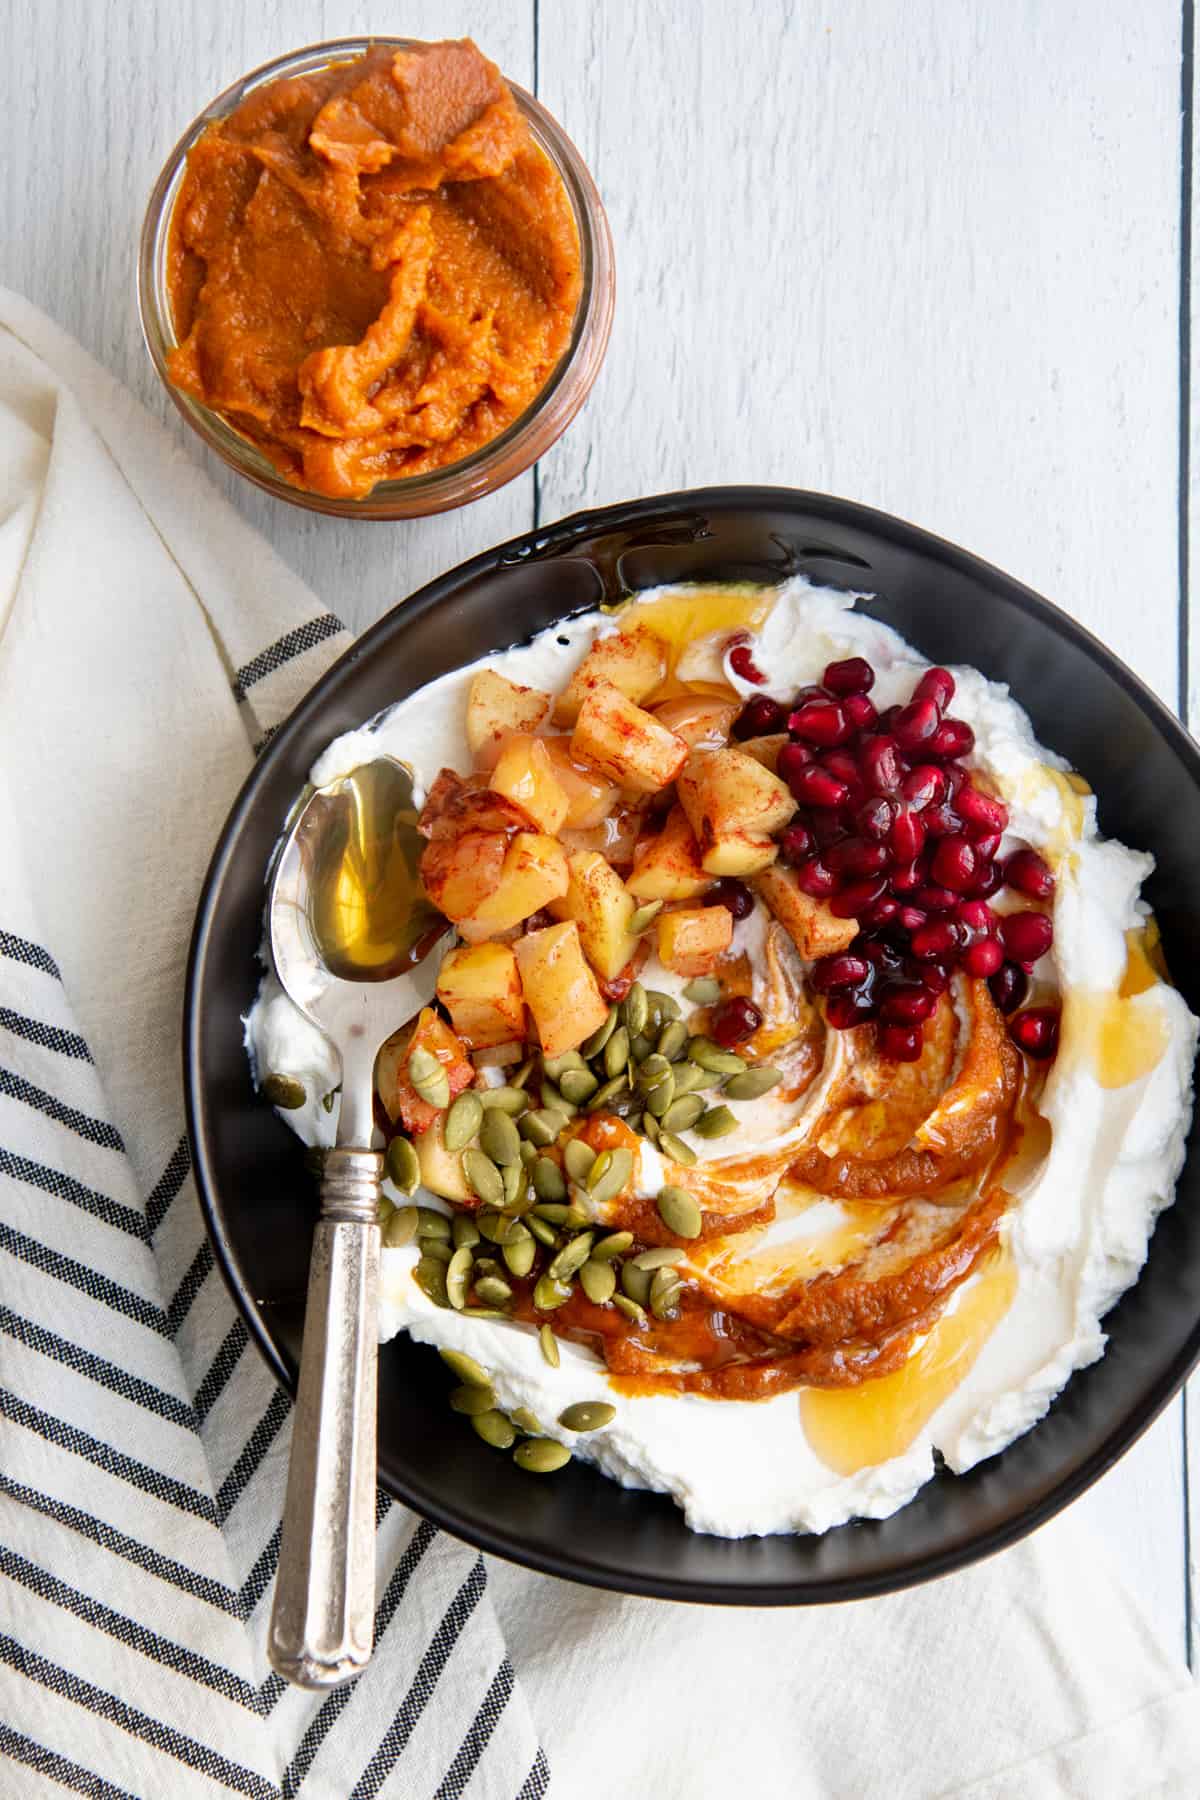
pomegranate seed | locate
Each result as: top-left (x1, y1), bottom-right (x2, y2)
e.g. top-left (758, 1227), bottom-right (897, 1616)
top-left (989, 961), bottom-right (1029, 1013)
top-left (811, 953), bottom-right (871, 992)
top-left (878, 1023), bottom-right (924, 1062)
top-left (911, 919), bottom-right (965, 960)
top-left (1004, 848), bottom-right (1056, 900)
top-left (791, 683), bottom-right (829, 706)
top-left (889, 860), bottom-right (926, 896)
top-left (857, 797), bottom-right (899, 841)
top-left (826, 991), bottom-right (876, 1029)
top-left (860, 895), bottom-right (900, 930)
top-left (791, 765), bottom-right (850, 809)
top-left (732, 694), bottom-right (785, 739)
top-left (957, 785), bottom-right (1008, 835)
top-left (931, 835), bottom-right (978, 892)
top-left (710, 997), bottom-right (763, 1047)
top-left (999, 910), bottom-right (1054, 968)
top-left (970, 831), bottom-right (1003, 862)
top-left (821, 747), bottom-right (863, 780)
top-left (889, 808), bottom-right (926, 863)
top-left (778, 742), bottom-right (815, 794)
top-left (929, 718), bottom-right (975, 759)
top-left (943, 762), bottom-right (969, 797)
top-left (811, 811), bottom-right (848, 849)
top-left (970, 860), bottom-right (1004, 899)
top-left (859, 734), bottom-right (904, 795)
top-left (914, 666), bottom-right (956, 711)
top-left (705, 877), bottom-right (754, 920)
top-left (955, 899), bottom-right (996, 937)
top-left (900, 764), bottom-right (946, 811)
top-left (915, 884), bottom-right (958, 913)
top-left (830, 876), bottom-right (888, 919)
top-left (963, 937), bottom-right (1004, 977)
top-left (1008, 1006), bottom-right (1060, 1060)
top-left (779, 823), bottom-right (814, 864)
top-left (728, 642), bottom-right (766, 685)
top-left (923, 804), bottom-right (960, 838)
top-left (919, 961), bottom-right (953, 994)
top-left (795, 856), bottom-right (837, 897)
top-left (897, 905), bottom-right (929, 933)
top-left (827, 837), bottom-right (890, 877)
top-left (790, 700), bottom-right (851, 746)
top-left (880, 984), bottom-right (937, 1025)
top-left (823, 656), bottom-right (875, 695)
top-left (893, 698), bottom-right (940, 751)
top-left (844, 693), bottom-right (879, 732)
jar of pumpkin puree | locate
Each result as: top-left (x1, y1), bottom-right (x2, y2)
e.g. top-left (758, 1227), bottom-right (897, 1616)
top-left (139, 37), bottom-right (614, 517)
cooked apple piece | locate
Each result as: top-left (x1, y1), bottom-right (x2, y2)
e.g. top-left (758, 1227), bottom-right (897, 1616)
top-left (489, 733), bottom-right (569, 834)
top-left (655, 905), bottom-right (734, 976)
top-left (514, 920), bottom-right (610, 1056)
top-left (541, 735), bottom-right (620, 828)
top-left (420, 784), bottom-right (536, 840)
top-left (737, 733), bottom-right (789, 774)
top-left (376, 1007), bottom-right (474, 1132)
top-left (466, 668), bottom-right (552, 771)
top-left (456, 832), bottom-right (570, 942)
top-left (571, 680), bottom-right (688, 795)
top-left (626, 805), bottom-right (713, 900)
top-left (548, 849), bottom-right (640, 981)
top-left (421, 830), bottom-right (508, 921)
top-left (651, 694), bottom-right (740, 751)
top-left (436, 941), bottom-right (527, 1048)
top-left (414, 1114), bottom-right (474, 1203)
top-left (553, 624), bottom-right (669, 725)
top-left (677, 747), bottom-right (793, 874)
top-left (755, 864), bottom-right (859, 959)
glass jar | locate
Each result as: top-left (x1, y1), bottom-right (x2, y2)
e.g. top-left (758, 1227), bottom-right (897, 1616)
top-left (138, 37), bottom-right (615, 519)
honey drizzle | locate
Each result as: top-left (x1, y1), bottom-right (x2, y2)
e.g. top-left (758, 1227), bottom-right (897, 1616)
top-left (615, 583), bottom-right (772, 699)
top-left (308, 760), bottom-right (442, 981)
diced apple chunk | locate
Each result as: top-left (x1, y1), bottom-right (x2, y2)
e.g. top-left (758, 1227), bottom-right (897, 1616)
top-left (553, 624), bottom-right (669, 725)
top-left (655, 906), bottom-right (734, 976)
top-left (677, 747), bottom-right (793, 874)
top-left (376, 1008), bottom-right (474, 1133)
top-left (466, 668), bottom-right (551, 771)
top-left (436, 942), bottom-right (527, 1048)
top-left (414, 1114), bottom-right (474, 1203)
top-left (650, 693), bottom-right (740, 751)
top-left (514, 921), bottom-right (611, 1057)
top-left (755, 865), bottom-right (859, 959)
top-left (737, 733), bottom-right (789, 774)
top-left (571, 681), bottom-right (688, 795)
top-left (421, 830), bottom-right (508, 922)
top-left (548, 850), bottom-right (640, 981)
top-left (541, 736), bottom-right (620, 828)
top-left (626, 806), bottom-right (713, 901)
top-left (489, 734), bottom-right (569, 834)
top-left (456, 833), bottom-right (569, 942)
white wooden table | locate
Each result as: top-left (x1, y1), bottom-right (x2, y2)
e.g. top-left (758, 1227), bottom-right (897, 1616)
top-left (4, 0), bottom-right (1193, 1662)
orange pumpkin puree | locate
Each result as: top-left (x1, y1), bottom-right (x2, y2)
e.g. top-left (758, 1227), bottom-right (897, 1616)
top-left (166, 40), bottom-right (582, 499)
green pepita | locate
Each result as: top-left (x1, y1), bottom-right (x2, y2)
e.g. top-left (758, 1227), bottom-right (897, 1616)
top-left (444, 1091), bottom-right (483, 1151)
top-left (661, 1093), bottom-right (705, 1134)
top-left (480, 1109), bottom-right (521, 1167)
top-left (510, 1406), bottom-right (543, 1435)
top-left (463, 1148), bottom-right (504, 1207)
top-left (527, 1213), bottom-right (558, 1246)
top-left (628, 1032), bottom-right (654, 1063)
top-left (532, 1156), bottom-right (567, 1201)
top-left (637, 1053), bottom-right (673, 1090)
top-left (548, 1232), bottom-right (594, 1282)
top-left (473, 1274), bottom-right (514, 1307)
top-left (530, 1202), bottom-right (571, 1224)
top-left (502, 1232), bottom-right (537, 1279)
top-left (384, 1205), bottom-right (419, 1249)
top-left (384, 1136), bottom-right (420, 1196)
top-left (407, 1048), bottom-right (451, 1111)
top-left (658, 1130), bottom-right (698, 1166)
top-left (446, 1246), bottom-right (473, 1309)
top-left (623, 982), bottom-right (649, 1038)
top-left (646, 1073), bottom-right (676, 1118)
top-left (581, 1006), bottom-right (619, 1057)
top-left (540, 1081), bottom-right (577, 1118)
top-left (646, 990), bottom-right (681, 1022)
top-left (632, 1246), bottom-right (685, 1270)
top-left (519, 1139), bottom-right (538, 1166)
top-left (514, 1438), bottom-right (572, 1473)
top-left (558, 1067), bottom-right (599, 1105)
top-left (641, 1111), bottom-right (660, 1143)
top-left (722, 1067), bottom-right (782, 1102)
top-left (559, 1401), bottom-right (616, 1433)
top-left (416, 1207), bottom-right (452, 1241)
top-left (657, 1020), bottom-right (689, 1062)
top-left (692, 1105), bottom-right (739, 1139)
top-left (650, 1266), bottom-right (683, 1321)
top-left (580, 1259), bottom-right (617, 1304)
top-left (500, 1158), bottom-right (524, 1208)
top-left (621, 1261), bottom-right (652, 1305)
top-left (449, 1383), bottom-right (496, 1416)
top-left (656, 1186), bottom-right (703, 1239)
top-left (322, 1088), bottom-right (338, 1113)
top-left (682, 976), bottom-right (722, 1006)
top-left (414, 1257), bottom-right (448, 1306)
top-left (479, 1085), bottom-right (530, 1115)
top-left (543, 1050), bottom-right (587, 1081)
top-left (604, 1026), bottom-right (631, 1079)
top-left (439, 1348), bottom-right (491, 1387)
top-left (534, 1274), bottom-right (572, 1311)
top-left (613, 1293), bottom-right (647, 1324)
top-left (586, 1074), bottom-right (628, 1114)
top-left (592, 1230), bottom-right (634, 1261)
top-left (452, 1211), bottom-right (481, 1251)
top-left (588, 1147), bottom-right (634, 1207)
top-left (262, 1072), bottom-right (306, 1110)
top-left (538, 1322), bottom-right (561, 1367)
top-left (377, 1194), bottom-right (394, 1227)
top-left (563, 1139), bottom-right (596, 1185)
top-left (670, 1061), bottom-right (710, 1095)
top-left (687, 1036), bottom-right (748, 1076)
top-left (471, 1410), bottom-right (517, 1450)
top-left (421, 1239), bottom-right (453, 1264)
top-left (519, 1109), bottom-right (562, 1147)
top-left (628, 900), bottom-right (663, 935)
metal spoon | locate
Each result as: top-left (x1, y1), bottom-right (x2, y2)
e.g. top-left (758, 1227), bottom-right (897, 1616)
top-left (265, 758), bottom-right (451, 1689)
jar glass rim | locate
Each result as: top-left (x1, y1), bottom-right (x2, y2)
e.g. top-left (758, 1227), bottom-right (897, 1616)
top-left (138, 37), bottom-right (614, 519)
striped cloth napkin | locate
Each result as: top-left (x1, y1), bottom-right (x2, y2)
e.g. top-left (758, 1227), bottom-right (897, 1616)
top-left (0, 291), bottom-right (546, 1799)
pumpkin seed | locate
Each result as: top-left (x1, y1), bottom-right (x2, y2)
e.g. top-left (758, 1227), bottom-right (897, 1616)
top-left (534, 1274), bottom-right (572, 1311)
top-left (586, 1074), bottom-right (628, 1113)
top-left (628, 900), bottom-right (663, 935)
top-left (657, 1186), bottom-right (703, 1239)
top-left (446, 1246), bottom-right (473, 1309)
top-left (527, 1213), bottom-right (557, 1246)
top-left (637, 1053), bottom-right (673, 1090)
top-left (514, 1438), bottom-right (572, 1473)
top-left (687, 1036), bottom-right (748, 1076)
top-left (462, 1307), bottom-right (506, 1320)
top-left (532, 1156), bottom-right (567, 1201)
top-left (613, 1293), bottom-right (647, 1325)
top-left (623, 983), bottom-right (649, 1038)
top-left (408, 1048), bottom-right (451, 1111)
top-left (474, 1274), bottom-right (514, 1306)
top-left (548, 1232), bottom-right (594, 1282)
top-left (543, 1051), bottom-right (587, 1081)
top-left (531, 1202), bottom-right (571, 1224)
top-left (563, 1139), bottom-right (596, 1185)
top-left (464, 1149), bottom-right (505, 1208)
top-left (632, 1246), bottom-right (686, 1270)
top-left (592, 1230), bottom-right (634, 1261)
top-left (586, 1149), bottom-right (613, 1191)
top-left (692, 1105), bottom-right (739, 1139)
top-left (502, 1232), bottom-right (537, 1279)
top-left (683, 976), bottom-right (722, 1006)
top-left (451, 1212), bottom-right (480, 1251)
top-left (377, 1194), bottom-right (394, 1227)
top-left (384, 1206), bottom-right (419, 1248)
top-left (475, 1209), bottom-right (512, 1244)
top-left (480, 1109), bottom-right (521, 1167)
top-left (540, 1081), bottom-right (577, 1118)
top-left (580, 1259), bottom-right (617, 1304)
top-left (621, 1261), bottom-right (652, 1305)
top-left (559, 1401), bottom-right (616, 1433)
top-left (511, 1057), bottom-right (536, 1090)
top-left (262, 1072), bottom-right (306, 1110)
top-left (646, 989), bottom-right (681, 1021)
top-left (520, 1139), bottom-right (538, 1166)
top-left (538, 1323), bottom-right (561, 1366)
top-left (479, 1085), bottom-right (530, 1115)
top-left (559, 1067), bottom-right (599, 1105)
top-left (670, 1061), bottom-right (710, 1095)
top-left (421, 1240), bottom-right (453, 1264)
top-left (384, 1136), bottom-right (420, 1196)
top-left (650, 1267), bottom-right (683, 1321)
top-left (449, 1382), bottom-right (496, 1416)
top-left (439, 1347), bottom-right (491, 1387)
top-left (604, 1027), bottom-right (630, 1079)
top-left (588, 1147), bottom-right (634, 1207)
top-left (629, 1032), bottom-right (654, 1063)
top-left (510, 1406), bottom-right (543, 1435)
top-left (723, 1066), bottom-right (783, 1101)
top-left (500, 1159), bottom-right (524, 1208)
top-left (661, 1093), bottom-right (705, 1134)
top-left (408, 1046), bottom-right (440, 1084)
top-left (641, 1111), bottom-right (661, 1143)
top-left (519, 1109), bottom-right (561, 1147)
top-left (658, 1130), bottom-right (698, 1166)
top-left (444, 1091), bottom-right (483, 1151)
top-left (414, 1257), bottom-right (448, 1305)
top-left (646, 1073), bottom-right (676, 1118)
top-left (471, 1410), bottom-right (517, 1450)
top-left (323, 1088), bottom-right (339, 1114)
top-left (416, 1207), bottom-right (452, 1241)
top-left (657, 1020), bottom-right (689, 1062)
top-left (581, 1006), bottom-right (619, 1057)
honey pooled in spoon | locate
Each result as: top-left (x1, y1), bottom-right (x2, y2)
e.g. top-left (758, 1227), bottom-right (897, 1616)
top-left (308, 760), bottom-right (443, 981)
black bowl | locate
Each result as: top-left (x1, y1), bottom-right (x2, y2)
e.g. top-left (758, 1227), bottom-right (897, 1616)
top-left (185, 486), bottom-right (1200, 1603)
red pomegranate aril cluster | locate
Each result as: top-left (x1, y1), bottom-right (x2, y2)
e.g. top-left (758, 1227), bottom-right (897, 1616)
top-left (769, 653), bottom-right (1060, 1062)
top-left (705, 877), bottom-right (755, 920)
top-left (710, 995), bottom-right (762, 1047)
